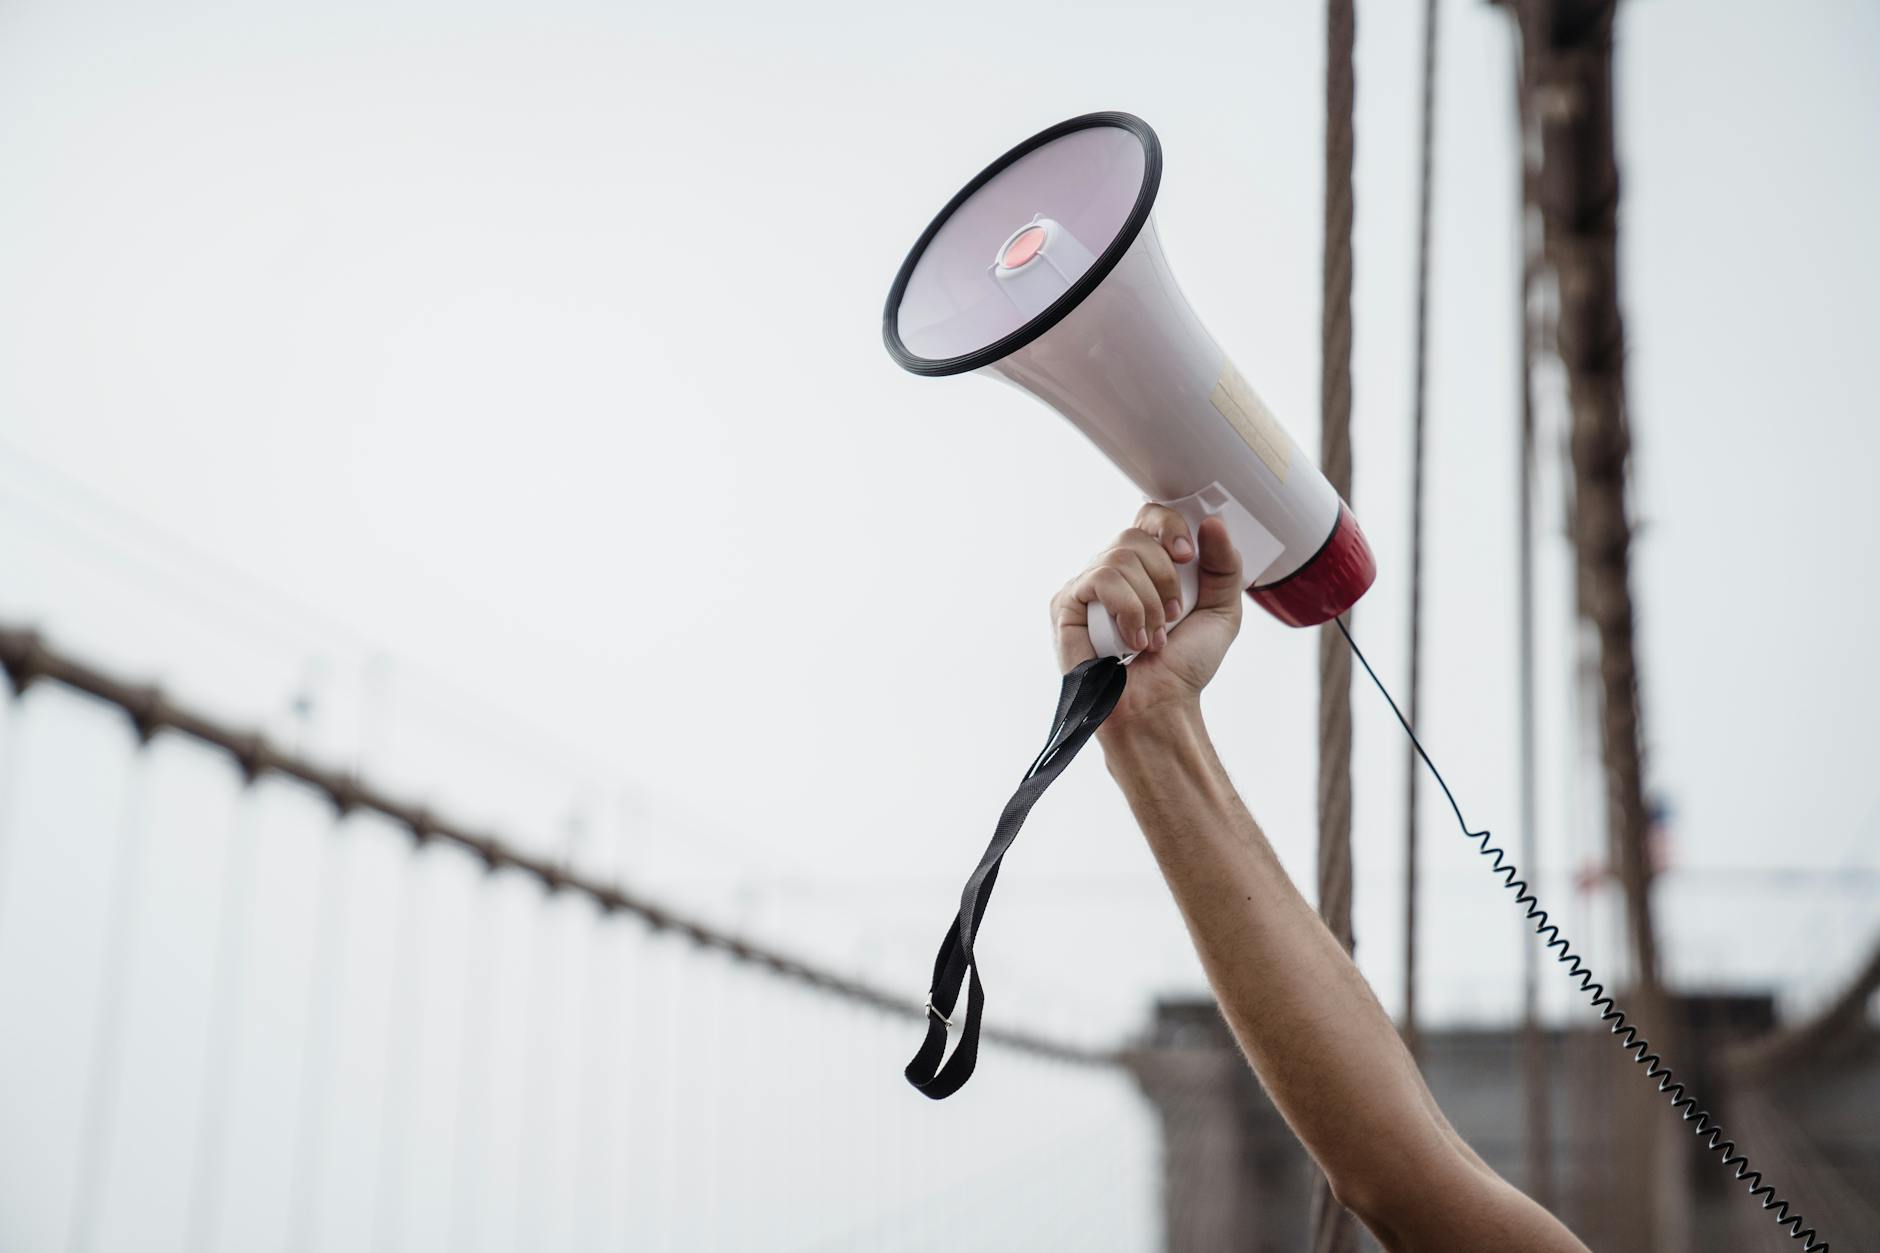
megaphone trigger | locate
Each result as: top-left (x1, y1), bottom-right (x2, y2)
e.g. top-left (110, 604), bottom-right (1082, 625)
top-left (1086, 482), bottom-right (1285, 659)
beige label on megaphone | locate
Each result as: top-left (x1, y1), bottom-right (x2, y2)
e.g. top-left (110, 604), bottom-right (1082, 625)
top-left (1210, 360), bottom-right (1293, 484)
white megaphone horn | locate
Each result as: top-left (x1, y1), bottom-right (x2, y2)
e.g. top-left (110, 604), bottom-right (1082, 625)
top-left (883, 111), bottom-right (1375, 655)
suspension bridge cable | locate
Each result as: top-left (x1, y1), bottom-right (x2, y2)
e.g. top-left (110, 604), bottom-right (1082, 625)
top-left (696, 955), bottom-right (731, 1253)
top-left (0, 622), bottom-right (1106, 1065)
top-left (0, 699), bottom-right (23, 936)
top-left (444, 879), bottom-right (501, 1253)
top-left (514, 884), bottom-right (565, 1253)
top-left (367, 849), bottom-right (426, 1253)
top-left (182, 790), bottom-right (263, 1253)
top-left (569, 904), bottom-right (620, 1249)
top-left (650, 933), bottom-right (685, 1253)
top-left (1401, 0), bottom-right (1438, 1059)
top-left (284, 816), bottom-right (353, 1253)
top-left (615, 927), bottom-right (658, 1251)
top-left (64, 754), bottom-right (152, 1253)
top-left (1311, 0), bottom-right (1361, 1250)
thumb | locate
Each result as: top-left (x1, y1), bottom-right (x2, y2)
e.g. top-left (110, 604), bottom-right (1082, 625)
top-left (1193, 516), bottom-right (1244, 613)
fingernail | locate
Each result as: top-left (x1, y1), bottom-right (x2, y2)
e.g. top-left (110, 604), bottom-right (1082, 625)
top-left (1135, 628), bottom-right (1150, 650)
top-left (1165, 598), bottom-right (1182, 621)
top-left (1153, 626), bottom-right (1167, 650)
top-left (1171, 537), bottom-right (1194, 560)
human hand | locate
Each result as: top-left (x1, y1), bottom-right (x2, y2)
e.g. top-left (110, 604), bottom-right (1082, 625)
top-left (1049, 503), bottom-right (1243, 732)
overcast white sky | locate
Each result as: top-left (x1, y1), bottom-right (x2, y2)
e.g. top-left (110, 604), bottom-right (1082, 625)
top-left (1, 0), bottom-right (1876, 1068)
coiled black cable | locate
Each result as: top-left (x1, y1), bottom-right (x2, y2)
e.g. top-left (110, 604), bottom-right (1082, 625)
top-left (1336, 617), bottom-right (1827, 1251)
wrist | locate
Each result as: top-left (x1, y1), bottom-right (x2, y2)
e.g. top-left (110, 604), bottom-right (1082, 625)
top-left (1099, 697), bottom-right (1237, 849)
top-left (1097, 695), bottom-right (1207, 765)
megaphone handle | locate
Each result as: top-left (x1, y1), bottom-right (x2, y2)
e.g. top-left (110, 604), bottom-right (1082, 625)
top-left (1086, 494), bottom-right (1214, 660)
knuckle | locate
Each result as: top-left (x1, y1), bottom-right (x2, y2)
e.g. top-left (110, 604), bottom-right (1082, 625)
top-left (1136, 502), bottom-right (1184, 533)
top-left (1095, 570), bottom-right (1136, 609)
top-left (1140, 541), bottom-right (1175, 575)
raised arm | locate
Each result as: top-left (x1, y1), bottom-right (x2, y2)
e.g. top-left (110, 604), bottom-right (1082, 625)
top-left (1050, 505), bottom-right (1587, 1253)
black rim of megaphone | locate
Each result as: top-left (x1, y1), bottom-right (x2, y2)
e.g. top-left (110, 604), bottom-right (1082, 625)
top-left (883, 111), bottom-right (1163, 377)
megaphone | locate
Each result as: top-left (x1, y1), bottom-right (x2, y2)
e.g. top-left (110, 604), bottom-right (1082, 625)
top-left (883, 111), bottom-right (1375, 654)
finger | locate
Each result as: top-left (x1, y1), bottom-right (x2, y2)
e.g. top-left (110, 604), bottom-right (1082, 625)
top-left (1050, 582), bottom-right (1097, 669)
top-left (1193, 516), bottom-right (1244, 613)
top-left (1078, 565), bottom-right (1154, 652)
top-left (1097, 538), bottom-right (1165, 635)
top-left (1093, 552), bottom-right (1165, 645)
top-left (1105, 526), bottom-right (1180, 624)
top-left (1134, 503), bottom-right (1196, 564)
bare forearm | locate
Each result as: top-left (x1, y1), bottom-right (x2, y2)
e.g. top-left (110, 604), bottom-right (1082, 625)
top-left (1050, 509), bottom-right (1582, 1251)
top-left (1101, 702), bottom-right (1470, 1220)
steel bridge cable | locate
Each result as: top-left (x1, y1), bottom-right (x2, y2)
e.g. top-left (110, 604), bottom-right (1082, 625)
top-left (592, 919), bottom-right (637, 1252)
top-left (565, 900), bottom-right (614, 1250)
top-left (622, 924), bottom-right (669, 1253)
top-left (444, 874), bottom-right (499, 1252)
top-left (515, 880), bottom-right (584, 1253)
top-left (512, 885), bottom-right (552, 1252)
top-left (653, 932), bottom-right (686, 1253)
top-left (0, 696), bottom-right (22, 937)
top-left (284, 813), bottom-right (354, 1253)
top-left (1401, 0), bottom-right (1438, 1058)
top-left (182, 789), bottom-right (263, 1253)
top-left (367, 847), bottom-right (425, 1253)
top-left (1312, 0), bottom-right (1360, 1249)
top-left (1315, 0), bottom-right (1357, 952)
top-left (489, 881), bottom-right (544, 1251)
top-left (64, 752), bottom-right (151, 1253)
top-left (696, 954), bottom-right (730, 1253)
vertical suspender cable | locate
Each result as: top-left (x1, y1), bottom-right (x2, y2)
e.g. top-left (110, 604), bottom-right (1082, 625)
top-left (368, 848), bottom-right (426, 1253)
top-left (651, 934), bottom-right (684, 1253)
top-left (445, 874), bottom-right (499, 1251)
top-left (0, 695), bottom-right (24, 937)
top-left (514, 884), bottom-right (561, 1252)
top-left (1401, 0), bottom-right (1439, 1061)
top-left (284, 815), bottom-right (352, 1253)
top-left (182, 789), bottom-right (263, 1253)
top-left (1311, 1), bottom-right (1359, 1249)
top-left (570, 904), bottom-right (617, 1249)
top-left (64, 751), bottom-right (152, 1253)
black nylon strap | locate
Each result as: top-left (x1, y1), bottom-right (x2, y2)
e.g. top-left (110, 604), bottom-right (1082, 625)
top-left (905, 656), bottom-right (1127, 1099)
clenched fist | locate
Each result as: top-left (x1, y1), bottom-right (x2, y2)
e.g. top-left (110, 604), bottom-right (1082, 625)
top-left (1049, 503), bottom-right (1244, 732)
